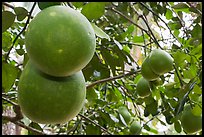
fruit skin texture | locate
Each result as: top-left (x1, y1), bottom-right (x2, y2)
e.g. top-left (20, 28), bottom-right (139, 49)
top-left (130, 121), bottom-right (141, 135)
top-left (136, 77), bottom-right (151, 97)
top-left (149, 49), bottom-right (174, 75)
top-left (118, 106), bottom-right (132, 125)
top-left (180, 105), bottom-right (202, 134)
top-left (25, 6), bottom-right (96, 77)
top-left (18, 61), bottom-right (86, 124)
top-left (141, 56), bottom-right (160, 81)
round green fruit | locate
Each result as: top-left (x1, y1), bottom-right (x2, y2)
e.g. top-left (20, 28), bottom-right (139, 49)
top-left (180, 105), bottom-right (202, 134)
top-left (149, 49), bottom-right (174, 75)
top-left (136, 77), bottom-right (151, 98)
top-left (130, 121), bottom-right (141, 135)
top-left (18, 61), bottom-right (86, 124)
top-left (141, 56), bottom-right (160, 81)
top-left (25, 6), bottom-right (96, 77)
top-left (118, 106), bottom-right (132, 125)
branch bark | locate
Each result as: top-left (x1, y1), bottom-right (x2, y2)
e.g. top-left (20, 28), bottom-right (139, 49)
top-left (2, 97), bottom-right (46, 135)
top-left (86, 69), bottom-right (140, 89)
top-left (78, 113), bottom-right (112, 135)
top-left (138, 2), bottom-right (184, 48)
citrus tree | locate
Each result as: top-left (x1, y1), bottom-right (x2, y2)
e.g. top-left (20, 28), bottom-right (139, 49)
top-left (2, 2), bottom-right (202, 135)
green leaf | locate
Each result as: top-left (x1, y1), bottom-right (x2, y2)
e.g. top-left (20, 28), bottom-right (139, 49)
top-left (16, 48), bottom-right (25, 56)
top-left (86, 88), bottom-right (98, 104)
top-left (192, 84), bottom-right (202, 94)
top-left (172, 51), bottom-right (190, 66)
top-left (191, 24), bottom-right (202, 38)
top-left (72, 2), bottom-right (84, 8)
top-left (14, 7), bottom-right (28, 21)
top-left (38, 2), bottom-right (61, 10)
top-left (133, 35), bottom-right (144, 43)
top-left (182, 78), bottom-right (190, 84)
top-left (172, 3), bottom-right (189, 9)
top-left (81, 2), bottom-right (105, 20)
top-left (86, 124), bottom-right (101, 135)
top-left (165, 9), bottom-right (173, 20)
top-left (2, 62), bottom-right (19, 92)
top-left (149, 127), bottom-right (158, 134)
top-left (174, 121), bottom-right (182, 133)
top-left (143, 124), bottom-right (150, 131)
top-left (2, 11), bottom-right (16, 33)
top-left (28, 122), bottom-right (43, 135)
top-left (2, 31), bottom-right (12, 52)
top-left (145, 99), bottom-right (158, 116)
top-left (191, 104), bottom-right (202, 116)
top-left (189, 6), bottom-right (201, 15)
top-left (91, 23), bottom-right (110, 40)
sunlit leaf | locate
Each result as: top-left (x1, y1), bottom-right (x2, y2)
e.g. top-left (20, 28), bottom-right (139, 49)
top-left (191, 104), bottom-right (202, 116)
top-left (2, 62), bottom-right (19, 92)
top-left (82, 2), bottom-right (105, 20)
top-left (91, 23), bottom-right (110, 40)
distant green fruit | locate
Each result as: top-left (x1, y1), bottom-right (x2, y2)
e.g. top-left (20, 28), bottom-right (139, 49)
top-left (136, 77), bottom-right (151, 98)
top-left (180, 105), bottom-right (202, 134)
top-left (25, 6), bottom-right (96, 77)
top-left (141, 56), bottom-right (160, 81)
top-left (130, 121), bottom-right (141, 135)
top-left (18, 61), bottom-right (86, 124)
top-left (149, 49), bottom-right (174, 75)
top-left (118, 106), bottom-right (132, 125)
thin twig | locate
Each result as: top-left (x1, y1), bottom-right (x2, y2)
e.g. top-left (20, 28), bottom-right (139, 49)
top-left (139, 2), bottom-right (184, 48)
top-left (2, 2), bottom-right (34, 19)
top-left (173, 64), bottom-right (183, 87)
top-left (86, 69), bottom-right (140, 89)
top-left (107, 7), bottom-right (147, 33)
top-left (130, 3), bottom-right (163, 49)
top-left (14, 121), bottom-right (47, 135)
top-left (5, 2), bottom-right (36, 61)
top-left (2, 97), bottom-right (46, 135)
top-left (2, 96), bottom-right (18, 106)
top-left (78, 113), bottom-right (112, 135)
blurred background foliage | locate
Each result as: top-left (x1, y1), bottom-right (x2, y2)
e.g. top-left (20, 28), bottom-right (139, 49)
top-left (2, 2), bottom-right (202, 135)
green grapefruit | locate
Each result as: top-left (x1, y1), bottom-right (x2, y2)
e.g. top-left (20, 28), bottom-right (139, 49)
top-left (130, 121), bottom-right (141, 135)
top-left (18, 61), bottom-right (86, 124)
top-left (141, 56), bottom-right (160, 81)
top-left (180, 104), bottom-right (202, 134)
top-left (149, 49), bottom-right (174, 75)
top-left (136, 77), bottom-right (151, 98)
top-left (25, 6), bottom-right (96, 77)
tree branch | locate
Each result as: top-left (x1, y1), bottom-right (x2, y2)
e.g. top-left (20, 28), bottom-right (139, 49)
top-left (13, 121), bottom-right (47, 135)
top-left (86, 69), bottom-right (140, 89)
top-left (2, 2), bottom-right (34, 19)
top-left (130, 3), bottom-right (163, 49)
top-left (2, 97), bottom-right (46, 135)
top-left (138, 2), bottom-right (184, 48)
top-left (78, 113), bottom-right (112, 135)
top-left (5, 2), bottom-right (36, 61)
top-left (173, 64), bottom-right (184, 87)
top-left (106, 7), bottom-right (147, 33)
